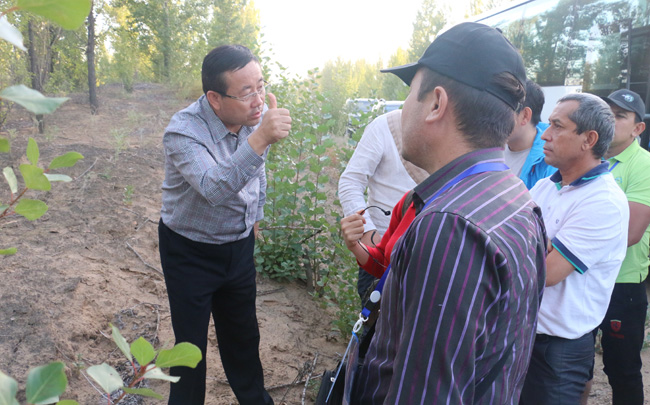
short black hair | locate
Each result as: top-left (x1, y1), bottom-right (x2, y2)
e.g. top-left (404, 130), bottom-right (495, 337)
top-left (523, 79), bottom-right (545, 126)
top-left (202, 45), bottom-right (259, 94)
top-left (417, 68), bottom-right (525, 148)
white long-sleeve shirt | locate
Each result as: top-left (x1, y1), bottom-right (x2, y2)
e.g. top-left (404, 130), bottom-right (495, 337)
top-left (338, 112), bottom-right (419, 235)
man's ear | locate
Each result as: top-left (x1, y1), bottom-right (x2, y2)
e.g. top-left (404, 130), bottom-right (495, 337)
top-left (633, 121), bottom-right (646, 137)
top-left (206, 90), bottom-right (222, 112)
top-left (583, 130), bottom-right (599, 151)
top-left (425, 86), bottom-right (447, 124)
top-left (519, 106), bottom-right (533, 127)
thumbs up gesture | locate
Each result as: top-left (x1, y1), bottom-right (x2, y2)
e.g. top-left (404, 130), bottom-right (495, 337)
top-left (248, 92), bottom-right (291, 155)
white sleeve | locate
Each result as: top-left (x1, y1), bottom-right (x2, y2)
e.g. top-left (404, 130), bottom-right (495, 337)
top-left (337, 118), bottom-right (387, 232)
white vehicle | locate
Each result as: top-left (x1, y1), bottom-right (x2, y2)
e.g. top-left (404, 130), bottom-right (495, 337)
top-left (382, 100), bottom-right (404, 113)
top-left (471, 0), bottom-right (649, 149)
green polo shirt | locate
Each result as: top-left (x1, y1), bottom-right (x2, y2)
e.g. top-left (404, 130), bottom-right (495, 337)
top-left (608, 140), bottom-right (650, 283)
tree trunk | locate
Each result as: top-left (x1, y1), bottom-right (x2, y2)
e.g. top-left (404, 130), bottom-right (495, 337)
top-left (161, 0), bottom-right (171, 79)
top-left (27, 20), bottom-right (44, 133)
top-left (27, 20), bottom-right (41, 92)
top-left (87, 1), bottom-right (98, 114)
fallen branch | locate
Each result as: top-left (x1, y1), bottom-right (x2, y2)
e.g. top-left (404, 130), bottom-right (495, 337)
top-left (75, 158), bottom-right (98, 180)
top-left (280, 360), bottom-right (312, 404)
top-left (136, 217), bottom-right (156, 231)
top-left (125, 241), bottom-right (163, 276)
top-left (257, 287), bottom-right (285, 296)
top-left (302, 352), bottom-right (320, 404)
top-left (265, 373), bottom-right (324, 391)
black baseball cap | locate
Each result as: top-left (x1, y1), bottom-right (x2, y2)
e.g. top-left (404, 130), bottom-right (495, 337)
top-left (381, 22), bottom-right (526, 111)
top-left (603, 89), bottom-right (646, 122)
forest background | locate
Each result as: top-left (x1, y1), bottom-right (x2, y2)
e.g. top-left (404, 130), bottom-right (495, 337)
top-left (1, 0), bottom-right (512, 339)
top-left (5, 0), bottom-right (643, 404)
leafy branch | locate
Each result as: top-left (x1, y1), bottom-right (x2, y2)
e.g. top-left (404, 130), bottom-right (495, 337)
top-left (0, 324), bottom-right (201, 405)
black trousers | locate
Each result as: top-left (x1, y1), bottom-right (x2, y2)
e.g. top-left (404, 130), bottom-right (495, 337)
top-left (598, 281), bottom-right (647, 405)
top-left (158, 220), bottom-right (273, 405)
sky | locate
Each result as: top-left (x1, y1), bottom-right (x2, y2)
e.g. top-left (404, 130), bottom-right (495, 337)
top-left (253, 0), bottom-right (426, 77)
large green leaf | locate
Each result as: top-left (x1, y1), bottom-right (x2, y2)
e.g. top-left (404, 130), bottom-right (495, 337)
top-left (85, 364), bottom-right (123, 395)
top-left (14, 199), bottom-right (48, 221)
top-left (0, 16), bottom-right (27, 51)
top-left (27, 137), bottom-right (39, 165)
top-left (19, 164), bottom-right (51, 191)
top-left (16, 0), bottom-right (92, 30)
top-left (110, 324), bottom-right (132, 362)
top-left (56, 401), bottom-right (79, 405)
top-left (0, 370), bottom-right (20, 405)
top-left (0, 85), bottom-right (68, 115)
top-left (0, 137), bottom-right (9, 153)
top-left (49, 152), bottom-right (83, 170)
top-left (122, 387), bottom-right (163, 400)
top-left (3, 167), bottom-right (17, 194)
top-left (155, 342), bottom-right (201, 368)
top-left (142, 366), bottom-right (179, 383)
top-left (131, 337), bottom-right (155, 366)
top-left (0, 247), bottom-right (17, 256)
top-left (25, 362), bottom-right (67, 405)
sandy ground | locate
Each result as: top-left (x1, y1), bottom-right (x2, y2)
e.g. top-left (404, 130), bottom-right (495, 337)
top-left (0, 84), bottom-right (342, 404)
top-left (1, 83), bottom-right (649, 404)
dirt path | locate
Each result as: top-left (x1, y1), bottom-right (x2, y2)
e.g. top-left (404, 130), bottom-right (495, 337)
top-left (1, 83), bottom-right (649, 404)
top-left (0, 84), bottom-right (342, 404)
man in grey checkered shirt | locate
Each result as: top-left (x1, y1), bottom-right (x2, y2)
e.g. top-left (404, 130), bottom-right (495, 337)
top-left (158, 44), bottom-right (290, 405)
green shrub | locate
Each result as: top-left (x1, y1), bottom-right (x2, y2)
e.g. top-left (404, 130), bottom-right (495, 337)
top-left (256, 65), bottom-right (372, 337)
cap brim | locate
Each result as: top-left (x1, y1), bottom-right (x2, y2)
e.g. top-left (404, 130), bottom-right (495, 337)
top-left (381, 62), bottom-right (419, 86)
top-left (602, 96), bottom-right (643, 120)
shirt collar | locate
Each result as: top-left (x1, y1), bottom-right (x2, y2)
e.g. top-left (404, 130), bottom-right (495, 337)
top-left (549, 161), bottom-right (609, 189)
top-left (608, 139), bottom-right (640, 164)
top-left (413, 148), bottom-right (505, 213)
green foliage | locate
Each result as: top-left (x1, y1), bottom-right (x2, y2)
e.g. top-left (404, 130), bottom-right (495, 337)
top-left (1, 137), bottom-right (84, 252)
top-left (0, 326), bottom-right (202, 405)
top-left (256, 66), bottom-right (376, 336)
top-left (0, 370), bottom-right (19, 405)
top-left (122, 184), bottom-right (134, 205)
top-left (16, 0), bottom-right (91, 30)
top-left (0, 361), bottom-right (74, 405)
top-left (84, 324), bottom-right (201, 404)
top-left (25, 362), bottom-right (68, 405)
top-left (0, 85), bottom-right (69, 115)
top-left (0, 136), bottom-right (10, 152)
top-left (155, 343), bottom-right (202, 368)
top-left (110, 128), bottom-right (128, 160)
top-left (49, 152), bottom-right (83, 169)
top-left (408, 0), bottom-right (449, 61)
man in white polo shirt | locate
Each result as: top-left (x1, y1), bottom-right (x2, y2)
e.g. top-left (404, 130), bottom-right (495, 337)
top-left (520, 92), bottom-right (629, 404)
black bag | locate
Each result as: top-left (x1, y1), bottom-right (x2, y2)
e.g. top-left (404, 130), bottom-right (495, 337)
top-left (315, 363), bottom-right (344, 405)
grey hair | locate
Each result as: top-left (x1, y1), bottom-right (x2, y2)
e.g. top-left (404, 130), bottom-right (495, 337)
top-left (558, 93), bottom-right (615, 158)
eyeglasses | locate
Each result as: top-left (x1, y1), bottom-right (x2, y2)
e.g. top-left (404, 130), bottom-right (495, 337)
top-left (217, 81), bottom-right (268, 103)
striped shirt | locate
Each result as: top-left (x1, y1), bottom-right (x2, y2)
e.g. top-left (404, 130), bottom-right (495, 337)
top-left (354, 148), bottom-right (547, 404)
top-left (160, 95), bottom-right (267, 244)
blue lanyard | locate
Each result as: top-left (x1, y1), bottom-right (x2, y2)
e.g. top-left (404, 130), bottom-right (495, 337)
top-left (608, 161), bottom-right (619, 172)
top-left (360, 161), bottom-right (509, 319)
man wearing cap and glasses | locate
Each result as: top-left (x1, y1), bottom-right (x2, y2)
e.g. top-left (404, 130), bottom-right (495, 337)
top-left (581, 89), bottom-right (649, 405)
top-left (351, 22), bottom-right (547, 404)
top-left (158, 44), bottom-right (290, 404)
top-left (520, 93), bottom-right (629, 404)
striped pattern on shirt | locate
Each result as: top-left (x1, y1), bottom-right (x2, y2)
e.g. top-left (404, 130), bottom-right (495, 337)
top-left (161, 95), bottom-right (267, 244)
top-left (354, 148), bottom-right (547, 404)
